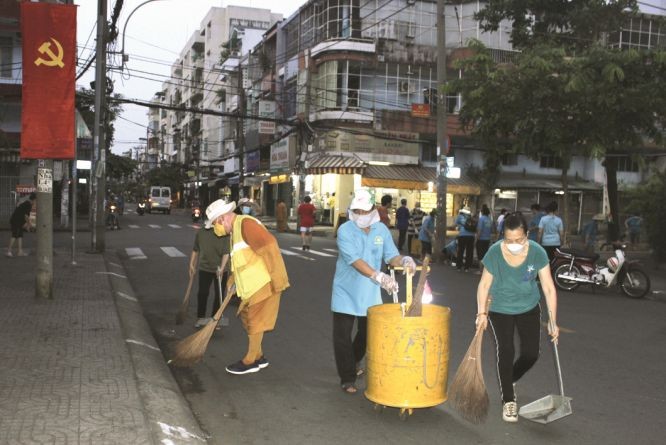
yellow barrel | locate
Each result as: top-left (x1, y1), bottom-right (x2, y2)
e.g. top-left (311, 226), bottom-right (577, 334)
top-left (365, 303), bottom-right (451, 409)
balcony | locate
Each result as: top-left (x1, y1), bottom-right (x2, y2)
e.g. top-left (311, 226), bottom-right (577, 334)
top-left (311, 39), bottom-right (375, 58)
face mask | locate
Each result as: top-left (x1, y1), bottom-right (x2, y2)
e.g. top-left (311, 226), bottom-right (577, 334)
top-left (506, 243), bottom-right (524, 255)
top-left (213, 222), bottom-right (228, 237)
top-left (242, 206), bottom-right (252, 215)
top-left (349, 209), bottom-right (380, 229)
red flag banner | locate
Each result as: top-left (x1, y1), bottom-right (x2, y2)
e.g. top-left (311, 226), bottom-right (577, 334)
top-left (21, 2), bottom-right (76, 159)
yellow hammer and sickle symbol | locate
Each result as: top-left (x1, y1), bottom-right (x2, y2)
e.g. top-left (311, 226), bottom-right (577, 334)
top-left (34, 38), bottom-right (65, 68)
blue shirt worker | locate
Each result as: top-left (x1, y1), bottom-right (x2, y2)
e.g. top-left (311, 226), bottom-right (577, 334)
top-left (418, 210), bottom-right (436, 259)
top-left (455, 208), bottom-right (476, 272)
top-left (528, 203), bottom-right (544, 242)
top-left (624, 214), bottom-right (642, 245)
top-left (331, 189), bottom-right (416, 394)
top-left (538, 201), bottom-right (564, 261)
top-left (475, 206), bottom-right (493, 273)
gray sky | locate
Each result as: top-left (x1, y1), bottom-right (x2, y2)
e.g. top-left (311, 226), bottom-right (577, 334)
top-left (75, 0), bottom-right (302, 155)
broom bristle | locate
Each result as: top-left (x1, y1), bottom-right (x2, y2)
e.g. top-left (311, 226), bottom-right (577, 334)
top-left (168, 320), bottom-right (218, 367)
top-left (449, 329), bottom-right (489, 424)
top-left (175, 274), bottom-right (195, 325)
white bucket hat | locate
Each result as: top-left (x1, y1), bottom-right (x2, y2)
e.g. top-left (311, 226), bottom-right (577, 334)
top-left (349, 189), bottom-right (375, 211)
top-left (204, 199), bottom-right (236, 229)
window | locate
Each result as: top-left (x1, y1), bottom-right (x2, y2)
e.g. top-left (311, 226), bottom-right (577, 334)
top-left (0, 37), bottom-right (13, 78)
top-left (421, 144), bottom-right (437, 163)
top-left (616, 155), bottom-right (639, 172)
top-left (423, 88), bottom-right (438, 113)
top-left (501, 153), bottom-right (518, 166)
top-left (539, 155), bottom-right (562, 169)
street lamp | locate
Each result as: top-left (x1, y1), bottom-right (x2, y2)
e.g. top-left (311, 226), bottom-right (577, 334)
top-left (119, 0), bottom-right (169, 64)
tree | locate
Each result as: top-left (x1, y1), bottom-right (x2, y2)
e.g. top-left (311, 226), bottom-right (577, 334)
top-left (625, 170), bottom-right (666, 263)
top-left (145, 162), bottom-right (188, 194)
top-left (106, 152), bottom-right (138, 182)
top-left (75, 88), bottom-right (124, 153)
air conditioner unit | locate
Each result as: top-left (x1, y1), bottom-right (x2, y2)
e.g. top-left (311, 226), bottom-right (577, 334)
top-left (399, 80), bottom-right (411, 94)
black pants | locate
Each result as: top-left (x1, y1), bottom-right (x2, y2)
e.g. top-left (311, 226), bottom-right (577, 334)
top-left (398, 229), bottom-right (407, 251)
top-left (333, 312), bottom-right (367, 385)
top-left (407, 234), bottom-right (416, 253)
top-left (476, 239), bottom-right (491, 265)
top-left (197, 270), bottom-right (227, 318)
top-left (456, 236), bottom-right (475, 270)
top-left (489, 305), bottom-right (541, 403)
top-left (543, 245), bottom-right (560, 262)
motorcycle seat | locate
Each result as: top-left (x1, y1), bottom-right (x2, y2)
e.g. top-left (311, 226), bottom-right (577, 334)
top-left (557, 248), bottom-right (599, 262)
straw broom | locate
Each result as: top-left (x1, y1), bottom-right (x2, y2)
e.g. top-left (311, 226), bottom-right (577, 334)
top-left (169, 275), bottom-right (235, 367)
top-left (175, 272), bottom-right (195, 325)
top-left (448, 298), bottom-right (492, 424)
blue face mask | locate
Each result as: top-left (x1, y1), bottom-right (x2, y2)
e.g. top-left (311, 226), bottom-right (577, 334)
top-left (242, 206), bottom-right (252, 215)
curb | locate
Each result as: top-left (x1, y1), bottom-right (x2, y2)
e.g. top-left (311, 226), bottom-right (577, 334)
top-left (103, 251), bottom-right (208, 444)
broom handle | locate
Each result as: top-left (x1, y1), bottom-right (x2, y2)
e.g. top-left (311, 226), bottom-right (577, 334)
top-left (549, 312), bottom-right (566, 397)
top-left (212, 277), bottom-right (234, 325)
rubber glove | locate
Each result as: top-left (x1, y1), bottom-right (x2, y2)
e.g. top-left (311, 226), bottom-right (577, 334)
top-left (372, 271), bottom-right (399, 294)
top-left (400, 256), bottom-right (417, 275)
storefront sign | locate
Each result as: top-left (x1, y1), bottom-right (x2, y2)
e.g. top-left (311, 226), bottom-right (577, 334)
top-left (245, 150), bottom-right (260, 172)
top-left (269, 174), bottom-right (289, 184)
top-left (270, 135), bottom-right (295, 170)
top-left (258, 101), bottom-right (275, 135)
top-left (37, 168), bottom-right (53, 193)
top-left (411, 104), bottom-right (431, 118)
top-left (16, 184), bottom-right (36, 194)
top-left (316, 130), bottom-right (419, 164)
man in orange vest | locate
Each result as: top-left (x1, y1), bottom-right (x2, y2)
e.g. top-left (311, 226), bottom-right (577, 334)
top-left (206, 199), bottom-right (290, 375)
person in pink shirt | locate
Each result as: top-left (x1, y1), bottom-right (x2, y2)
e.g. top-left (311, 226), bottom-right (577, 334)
top-left (298, 196), bottom-right (316, 251)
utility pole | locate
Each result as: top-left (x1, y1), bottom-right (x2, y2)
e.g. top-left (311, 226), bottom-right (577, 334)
top-left (236, 62), bottom-right (245, 197)
top-left (301, 49), bottom-right (311, 207)
top-left (91, 0), bottom-right (107, 252)
top-left (36, 159), bottom-right (54, 299)
top-left (434, 0), bottom-right (448, 261)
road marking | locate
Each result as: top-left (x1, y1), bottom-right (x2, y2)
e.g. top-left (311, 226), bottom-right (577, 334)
top-left (128, 224), bottom-right (140, 229)
top-left (168, 224), bottom-right (181, 229)
top-left (190, 224), bottom-right (202, 229)
top-left (149, 224), bottom-right (161, 229)
top-left (125, 339), bottom-right (160, 352)
top-left (303, 248), bottom-right (335, 257)
top-left (161, 247), bottom-right (187, 258)
top-left (126, 247), bottom-right (147, 260)
top-left (95, 271), bottom-right (127, 279)
top-left (116, 291), bottom-right (138, 302)
top-left (280, 249), bottom-right (298, 255)
top-left (280, 248), bottom-right (315, 261)
top-left (323, 248), bottom-right (338, 253)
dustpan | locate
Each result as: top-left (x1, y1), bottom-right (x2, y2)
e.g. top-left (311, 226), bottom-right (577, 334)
top-left (519, 316), bottom-right (573, 424)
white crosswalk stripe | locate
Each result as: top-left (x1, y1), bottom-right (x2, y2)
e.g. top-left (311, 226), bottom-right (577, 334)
top-left (280, 248), bottom-right (315, 261)
top-left (148, 224), bottom-right (161, 229)
top-left (161, 247), bottom-right (187, 258)
top-left (323, 248), bottom-right (338, 253)
top-left (290, 246), bottom-right (334, 257)
top-left (168, 224), bottom-right (182, 229)
top-left (128, 224), bottom-right (140, 229)
top-left (125, 247), bottom-right (147, 260)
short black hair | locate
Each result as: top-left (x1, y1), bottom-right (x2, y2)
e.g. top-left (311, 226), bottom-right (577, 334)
top-left (500, 208), bottom-right (507, 214)
top-left (481, 205), bottom-right (490, 216)
top-left (401, 198), bottom-right (407, 205)
top-left (503, 213), bottom-right (528, 234)
top-left (381, 195), bottom-right (392, 206)
top-left (29, 193), bottom-right (37, 200)
top-left (304, 196), bottom-right (311, 203)
top-left (546, 201), bottom-right (558, 213)
top-left (530, 203), bottom-right (541, 211)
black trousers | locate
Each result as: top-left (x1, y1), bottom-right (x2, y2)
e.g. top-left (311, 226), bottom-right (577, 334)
top-left (543, 245), bottom-right (560, 262)
top-left (489, 305), bottom-right (541, 403)
top-left (332, 312), bottom-right (367, 385)
top-left (197, 270), bottom-right (227, 318)
top-left (476, 239), bottom-right (491, 264)
top-left (456, 236), bottom-right (475, 270)
top-left (397, 229), bottom-right (407, 251)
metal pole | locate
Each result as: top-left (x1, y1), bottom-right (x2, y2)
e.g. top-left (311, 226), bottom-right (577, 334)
top-left (91, 0), bottom-right (107, 252)
top-left (72, 136), bottom-right (78, 265)
top-left (36, 159), bottom-right (54, 299)
top-left (434, 0), bottom-right (448, 261)
top-left (237, 62), bottom-right (245, 196)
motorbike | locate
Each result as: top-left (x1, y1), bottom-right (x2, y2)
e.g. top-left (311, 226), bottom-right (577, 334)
top-left (551, 243), bottom-right (651, 298)
top-left (106, 204), bottom-right (120, 230)
top-left (192, 206), bottom-right (202, 223)
top-left (137, 201), bottom-right (146, 216)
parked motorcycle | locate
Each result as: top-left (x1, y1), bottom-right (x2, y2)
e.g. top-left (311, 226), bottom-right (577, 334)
top-left (137, 201), bottom-right (146, 216)
top-left (552, 243), bottom-right (650, 298)
top-left (192, 206), bottom-right (202, 223)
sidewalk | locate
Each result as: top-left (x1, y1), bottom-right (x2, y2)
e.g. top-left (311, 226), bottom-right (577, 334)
top-left (0, 241), bottom-right (206, 444)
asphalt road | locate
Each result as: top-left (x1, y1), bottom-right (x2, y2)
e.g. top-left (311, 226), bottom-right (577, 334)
top-left (105, 208), bottom-right (665, 445)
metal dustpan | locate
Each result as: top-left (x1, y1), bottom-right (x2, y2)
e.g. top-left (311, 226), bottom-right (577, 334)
top-left (519, 318), bottom-right (573, 424)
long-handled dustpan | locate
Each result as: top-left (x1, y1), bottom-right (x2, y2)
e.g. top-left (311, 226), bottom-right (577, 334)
top-left (519, 316), bottom-right (573, 424)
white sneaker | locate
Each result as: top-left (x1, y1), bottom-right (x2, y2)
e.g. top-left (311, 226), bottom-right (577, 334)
top-left (502, 401), bottom-right (518, 423)
top-left (194, 317), bottom-right (210, 328)
top-left (5, 251), bottom-right (13, 258)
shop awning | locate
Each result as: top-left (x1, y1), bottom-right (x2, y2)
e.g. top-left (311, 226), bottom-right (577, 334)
top-left (496, 175), bottom-right (602, 191)
top-left (362, 165), bottom-right (481, 194)
top-left (305, 154), bottom-right (365, 175)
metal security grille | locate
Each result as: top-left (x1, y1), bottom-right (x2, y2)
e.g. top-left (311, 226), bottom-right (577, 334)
top-left (0, 160), bottom-right (20, 222)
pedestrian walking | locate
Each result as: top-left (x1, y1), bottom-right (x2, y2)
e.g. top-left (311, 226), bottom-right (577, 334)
top-left (276, 199), bottom-right (289, 232)
top-left (475, 213), bottom-right (559, 423)
top-left (332, 189), bottom-right (416, 394)
top-left (328, 192), bottom-right (336, 225)
top-left (582, 214), bottom-right (603, 252)
top-left (538, 201), bottom-right (564, 261)
top-left (407, 202), bottom-right (426, 255)
top-left (419, 209), bottom-right (436, 259)
top-left (377, 194), bottom-right (392, 228)
top-left (297, 196), bottom-right (316, 250)
top-left (189, 210), bottom-right (230, 329)
top-left (475, 205), bottom-right (492, 274)
top-left (207, 199), bottom-right (290, 375)
top-left (527, 203), bottom-right (544, 242)
top-left (496, 208), bottom-right (507, 240)
top-left (6, 193), bottom-right (36, 257)
top-left (624, 213), bottom-right (643, 246)
top-left (455, 207), bottom-right (476, 272)
top-left (395, 199), bottom-right (410, 251)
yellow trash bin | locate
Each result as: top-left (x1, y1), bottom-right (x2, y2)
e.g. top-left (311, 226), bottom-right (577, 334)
top-left (365, 303), bottom-right (451, 411)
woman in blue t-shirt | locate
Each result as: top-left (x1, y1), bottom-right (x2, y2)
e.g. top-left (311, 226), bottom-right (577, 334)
top-left (538, 201), bottom-right (564, 261)
top-left (476, 213), bottom-right (559, 423)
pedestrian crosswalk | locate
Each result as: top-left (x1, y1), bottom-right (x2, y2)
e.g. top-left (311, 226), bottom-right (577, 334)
top-left (125, 223), bottom-right (200, 230)
top-left (124, 246), bottom-right (337, 262)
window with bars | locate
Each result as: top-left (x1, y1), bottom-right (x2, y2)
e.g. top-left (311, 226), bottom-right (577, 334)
top-left (539, 155), bottom-right (562, 169)
top-left (501, 153), bottom-right (518, 166)
top-left (0, 36), bottom-right (13, 78)
top-left (616, 155), bottom-right (640, 172)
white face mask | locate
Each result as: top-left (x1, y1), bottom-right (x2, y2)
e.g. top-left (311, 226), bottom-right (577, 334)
top-left (349, 209), bottom-right (380, 229)
top-left (506, 243), bottom-right (525, 255)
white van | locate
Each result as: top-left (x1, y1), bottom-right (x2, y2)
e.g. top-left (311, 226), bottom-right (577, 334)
top-left (148, 186), bottom-right (172, 214)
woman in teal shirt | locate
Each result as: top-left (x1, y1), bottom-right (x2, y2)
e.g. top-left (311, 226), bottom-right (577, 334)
top-left (476, 213), bottom-right (559, 423)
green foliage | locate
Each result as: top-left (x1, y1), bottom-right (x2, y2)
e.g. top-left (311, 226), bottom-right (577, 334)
top-left (145, 163), bottom-right (187, 192)
top-left (106, 152), bottom-right (138, 181)
top-left (75, 88), bottom-right (124, 152)
top-left (625, 171), bottom-right (666, 262)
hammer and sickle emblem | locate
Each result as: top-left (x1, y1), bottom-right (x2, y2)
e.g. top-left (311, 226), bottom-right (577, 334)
top-left (34, 38), bottom-right (65, 68)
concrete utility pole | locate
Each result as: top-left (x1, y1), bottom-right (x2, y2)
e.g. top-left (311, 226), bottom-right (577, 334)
top-left (36, 159), bottom-right (54, 299)
top-left (236, 62), bottom-right (245, 196)
top-left (434, 0), bottom-right (448, 261)
top-left (91, 0), bottom-right (107, 252)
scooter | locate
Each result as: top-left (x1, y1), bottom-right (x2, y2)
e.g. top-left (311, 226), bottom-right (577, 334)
top-left (137, 201), bottom-right (146, 216)
top-left (192, 206), bottom-right (202, 223)
top-left (106, 204), bottom-right (120, 230)
top-left (551, 243), bottom-right (651, 298)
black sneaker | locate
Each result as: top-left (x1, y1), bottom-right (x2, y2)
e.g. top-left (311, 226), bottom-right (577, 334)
top-left (225, 360), bottom-right (260, 375)
top-left (254, 356), bottom-right (269, 369)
